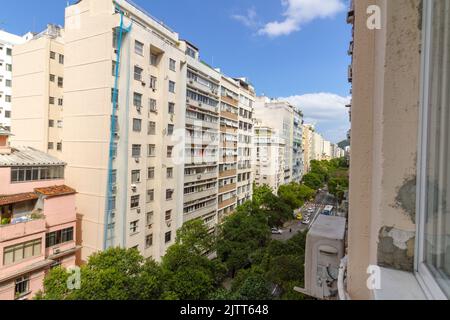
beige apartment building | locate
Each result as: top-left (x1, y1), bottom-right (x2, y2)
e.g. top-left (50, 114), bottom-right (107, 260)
top-left (253, 125), bottom-right (286, 193)
top-left (302, 124), bottom-right (314, 173)
top-left (11, 25), bottom-right (65, 158)
top-left (10, 0), bottom-right (255, 262)
top-left (343, 0), bottom-right (450, 300)
top-left (254, 97), bottom-right (294, 184)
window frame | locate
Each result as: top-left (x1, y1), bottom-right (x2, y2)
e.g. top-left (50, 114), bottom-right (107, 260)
top-left (415, 0), bottom-right (450, 300)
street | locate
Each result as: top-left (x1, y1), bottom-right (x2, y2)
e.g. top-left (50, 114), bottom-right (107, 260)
top-left (271, 189), bottom-right (337, 241)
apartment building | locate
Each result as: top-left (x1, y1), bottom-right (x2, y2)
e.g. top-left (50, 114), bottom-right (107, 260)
top-left (0, 30), bottom-right (31, 130)
top-left (292, 107), bottom-right (304, 182)
top-left (302, 124), bottom-right (314, 173)
top-left (183, 46), bottom-right (220, 230)
top-left (0, 127), bottom-right (77, 300)
top-left (254, 97), bottom-right (294, 184)
top-left (236, 78), bottom-right (254, 207)
top-left (11, 25), bottom-right (65, 158)
top-left (311, 131), bottom-right (324, 161)
top-left (61, 0), bottom-right (188, 261)
top-left (343, 0), bottom-right (450, 300)
top-left (253, 125), bottom-right (286, 193)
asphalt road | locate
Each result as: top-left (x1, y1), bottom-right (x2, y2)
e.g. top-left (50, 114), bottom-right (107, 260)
top-left (271, 189), bottom-right (337, 241)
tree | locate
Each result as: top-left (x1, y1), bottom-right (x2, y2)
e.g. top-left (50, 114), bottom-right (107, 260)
top-left (175, 219), bottom-right (215, 254)
top-left (302, 173), bottom-right (323, 190)
top-left (252, 184), bottom-right (274, 206)
top-left (231, 267), bottom-right (272, 300)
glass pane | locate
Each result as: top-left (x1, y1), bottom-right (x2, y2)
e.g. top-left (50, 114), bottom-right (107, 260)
top-left (424, 0), bottom-right (450, 298)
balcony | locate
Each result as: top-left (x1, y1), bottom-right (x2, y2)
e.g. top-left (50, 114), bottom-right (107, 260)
top-left (184, 188), bottom-right (217, 203)
top-left (220, 110), bottom-right (238, 121)
top-left (186, 117), bottom-right (218, 130)
top-left (219, 169), bottom-right (237, 178)
top-left (0, 216), bottom-right (46, 242)
top-left (221, 155), bottom-right (237, 163)
top-left (185, 170), bottom-right (218, 183)
top-left (219, 183), bottom-right (236, 194)
top-left (218, 197), bottom-right (237, 210)
top-left (221, 95), bottom-right (239, 107)
top-left (187, 79), bottom-right (219, 97)
top-left (184, 203), bottom-right (217, 222)
top-left (186, 98), bottom-right (219, 114)
top-left (220, 125), bottom-right (238, 134)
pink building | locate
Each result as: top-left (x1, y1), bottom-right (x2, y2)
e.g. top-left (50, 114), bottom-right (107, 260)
top-left (0, 127), bottom-right (78, 300)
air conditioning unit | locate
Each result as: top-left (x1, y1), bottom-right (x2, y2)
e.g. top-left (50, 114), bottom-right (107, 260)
top-left (189, 80), bottom-right (194, 84)
top-left (198, 102), bottom-right (202, 107)
top-left (135, 157), bottom-right (140, 163)
top-left (170, 114), bottom-right (174, 122)
top-left (141, 81), bottom-right (146, 86)
top-left (131, 184), bottom-right (137, 192)
top-left (136, 208), bottom-right (141, 214)
top-left (136, 106), bottom-right (142, 113)
top-left (53, 248), bottom-right (61, 255)
top-left (197, 175), bottom-right (202, 180)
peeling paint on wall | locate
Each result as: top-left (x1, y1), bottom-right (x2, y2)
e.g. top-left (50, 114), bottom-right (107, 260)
top-left (378, 226), bottom-right (415, 272)
top-left (393, 176), bottom-right (416, 223)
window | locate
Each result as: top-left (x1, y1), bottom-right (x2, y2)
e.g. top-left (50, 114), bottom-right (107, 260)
top-left (165, 231), bottom-right (172, 243)
top-left (132, 144), bottom-right (141, 158)
top-left (131, 170), bottom-right (141, 183)
top-left (167, 146), bottom-right (173, 158)
top-left (6, 48), bottom-right (12, 56)
top-left (150, 76), bottom-right (157, 90)
top-left (134, 66), bottom-right (143, 81)
top-left (5, 95), bottom-right (11, 103)
top-left (130, 195), bottom-right (140, 209)
top-left (49, 120), bottom-right (54, 127)
top-left (146, 211), bottom-right (153, 226)
top-left (112, 61), bottom-right (118, 76)
top-left (167, 124), bottom-right (174, 136)
top-left (3, 239), bottom-right (42, 266)
top-left (146, 235), bottom-right (153, 248)
top-left (45, 227), bottom-right (74, 248)
top-left (130, 221), bottom-right (139, 234)
top-left (417, 1), bottom-right (450, 299)
top-left (166, 189), bottom-right (174, 201)
top-left (146, 189), bottom-right (154, 203)
top-left (10, 166), bottom-right (64, 183)
top-left (50, 51), bottom-right (56, 59)
top-left (169, 58), bottom-right (176, 71)
top-left (57, 143), bottom-right (62, 151)
top-left (167, 167), bottom-right (173, 179)
top-left (133, 118), bottom-right (142, 132)
top-left (168, 102), bottom-right (175, 114)
top-left (148, 121), bottom-right (156, 135)
top-left (58, 77), bottom-right (63, 88)
top-left (49, 97), bottom-right (55, 105)
top-left (59, 54), bottom-right (64, 65)
top-left (135, 40), bottom-right (144, 56)
top-left (133, 92), bottom-right (142, 107)
top-left (165, 210), bottom-right (172, 221)
top-left (48, 142), bottom-right (54, 150)
top-left (169, 81), bottom-right (176, 93)
top-left (149, 98), bottom-right (157, 112)
top-left (148, 144), bottom-right (156, 157)
top-left (15, 276), bottom-right (30, 298)
top-left (58, 98), bottom-right (63, 106)
top-left (6, 64), bottom-right (12, 72)
top-left (150, 53), bottom-right (158, 66)
top-left (147, 167), bottom-right (155, 179)
top-left (50, 74), bottom-right (55, 82)
top-left (5, 111), bottom-right (11, 118)
top-left (5, 79), bottom-right (11, 87)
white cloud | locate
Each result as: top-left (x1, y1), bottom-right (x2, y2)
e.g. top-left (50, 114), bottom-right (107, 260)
top-left (258, 0), bottom-right (346, 37)
top-left (280, 92), bottom-right (350, 143)
top-left (231, 7), bottom-right (260, 29)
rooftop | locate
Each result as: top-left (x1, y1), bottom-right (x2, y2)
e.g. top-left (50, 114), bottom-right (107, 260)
top-left (35, 185), bottom-right (76, 197)
top-left (0, 192), bottom-right (39, 206)
top-left (0, 147), bottom-right (66, 167)
top-left (309, 215), bottom-right (347, 240)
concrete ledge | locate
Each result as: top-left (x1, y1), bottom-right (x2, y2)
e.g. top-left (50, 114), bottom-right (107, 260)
top-left (373, 267), bottom-right (427, 300)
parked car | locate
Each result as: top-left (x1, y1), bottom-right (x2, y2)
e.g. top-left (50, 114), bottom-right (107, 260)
top-left (271, 228), bottom-right (283, 234)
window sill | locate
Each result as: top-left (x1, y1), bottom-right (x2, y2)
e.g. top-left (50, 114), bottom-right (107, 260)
top-left (372, 267), bottom-right (427, 300)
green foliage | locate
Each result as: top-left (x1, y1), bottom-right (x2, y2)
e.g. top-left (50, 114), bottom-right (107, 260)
top-left (302, 173), bottom-right (323, 189)
top-left (252, 184), bottom-right (273, 206)
top-left (278, 183), bottom-right (315, 210)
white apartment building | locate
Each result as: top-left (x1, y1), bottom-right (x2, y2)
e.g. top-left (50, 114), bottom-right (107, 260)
top-left (0, 30), bottom-right (31, 130)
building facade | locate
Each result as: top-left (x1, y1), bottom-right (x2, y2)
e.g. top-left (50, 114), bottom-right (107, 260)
top-left (0, 128), bottom-right (77, 300)
top-left (0, 30), bottom-right (31, 130)
top-left (292, 107), bottom-right (304, 182)
top-left (11, 25), bottom-right (65, 158)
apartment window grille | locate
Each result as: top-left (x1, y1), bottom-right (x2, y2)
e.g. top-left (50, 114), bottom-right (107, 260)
top-left (132, 118), bottom-right (142, 132)
top-left (148, 121), bottom-right (156, 135)
top-left (417, 0), bottom-right (450, 299)
top-left (130, 221), bottom-right (139, 234)
top-left (130, 195), bottom-right (140, 209)
top-left (131, 144), bottom-right (141, 158)
top-left (147, 189), bottom-right (154, 203)
top-left (131, 170), bottom-right (141, 183)
top-left (169, 81), bottom-right (176, 93)
top-left (147, 167), bottom-right (155, 179)
top-left (15, 276), bottom-right (30, 298)
top-left (135, 41), bottom-right (144, 56)
top-left (169, 58), bottom-right (176, 71)
top-left (3, 239), bottom-right (41, 266)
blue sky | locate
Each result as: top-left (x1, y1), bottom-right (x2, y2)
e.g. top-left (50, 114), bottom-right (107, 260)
top-left (0, 0), bottom-right (351, 142)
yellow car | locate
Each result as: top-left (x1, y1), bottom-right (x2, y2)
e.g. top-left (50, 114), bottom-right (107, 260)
top-left (296, 213), bottom-right (303, 220)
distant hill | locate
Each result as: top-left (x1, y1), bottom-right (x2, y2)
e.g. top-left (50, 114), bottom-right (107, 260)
top-left (338, 139), bottom-right (350, 149)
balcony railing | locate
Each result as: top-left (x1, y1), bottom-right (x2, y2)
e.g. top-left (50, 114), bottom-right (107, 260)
top-left (0, 216), bottom-right (46, 242)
